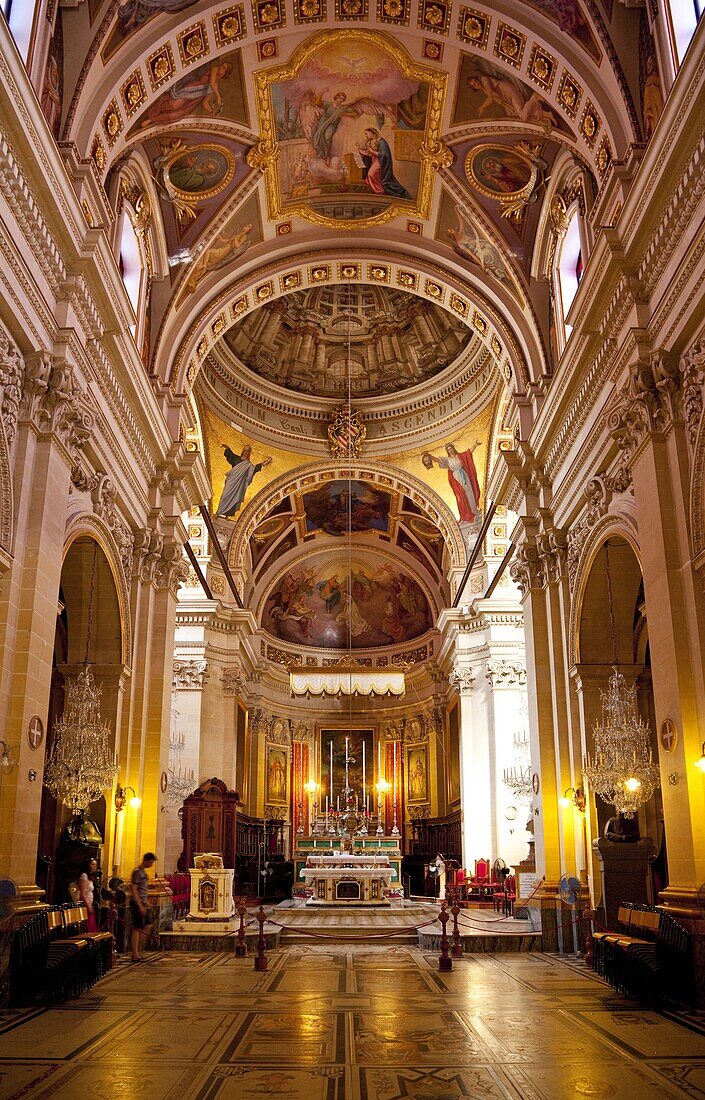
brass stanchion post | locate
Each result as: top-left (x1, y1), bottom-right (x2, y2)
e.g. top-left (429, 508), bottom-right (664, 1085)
top-left (254, 905), bottom-right (268, 971)
top-left (451, 900), bottom-right (463, 958)
top-left (236, 898), bottom-right (247, 958)
top-left (438, 902), bottom-right (452, 971)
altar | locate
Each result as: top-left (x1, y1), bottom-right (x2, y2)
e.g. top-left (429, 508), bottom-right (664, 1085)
top-left (300, 852), bottom-right (395, 906)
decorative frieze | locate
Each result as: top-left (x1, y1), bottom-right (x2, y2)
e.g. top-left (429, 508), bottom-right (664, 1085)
top-left (485, 659), bottom-right (527, 687)
top-left (0, 327), bottom-right (23, 446)
top-left (173, 659), bottom-right (208, 689)
top-left (90, 474), bottom-right (134, 581)
top-left (408, 803), bottom-right (432, 821)
top-left (269, 715), bottom-right (291, 745)
top-left (566, 477), bottom-right (610, 592)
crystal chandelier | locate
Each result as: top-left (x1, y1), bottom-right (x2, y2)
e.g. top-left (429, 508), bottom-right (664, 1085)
top-left (44, 546), bottom-right (118, 813)
top-left (503, 722), bottom-right (532, 802)
top-left (582, 542), bottom-right (660, 818)
top-left (583, 667), bottom-right (660, 817)
top-left (167, 691), bottom-right (195, 806)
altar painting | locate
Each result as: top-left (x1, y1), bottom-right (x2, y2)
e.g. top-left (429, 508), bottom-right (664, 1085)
top-left (254, 31), bottom-right (447, 227)
top-left (266, 744), bottom-right (289, 805)
top-left (320, 729), bottom-right (374, 809)
top-left (407, 745), bottom-right (428, 803)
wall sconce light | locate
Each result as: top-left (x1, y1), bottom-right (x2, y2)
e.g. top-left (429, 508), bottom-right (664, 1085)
top-left (115, 784), bottom-right (141, 812)
top-left (559, 786), bottom-right (586, 812)
top-left (0, 740), bottom-right (16, 772)
top-left (695, 742), bottom-right (705, 772)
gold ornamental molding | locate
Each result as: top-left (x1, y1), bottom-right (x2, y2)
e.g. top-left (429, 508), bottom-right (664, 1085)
top-left (249, 29), bottom-right (449, 230)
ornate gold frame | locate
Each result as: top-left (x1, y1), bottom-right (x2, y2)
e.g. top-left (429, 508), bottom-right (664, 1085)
top-left (249, 29), bottom-right (449, 229)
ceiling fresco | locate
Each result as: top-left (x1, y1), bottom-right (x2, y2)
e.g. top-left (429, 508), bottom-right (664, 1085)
top-left (48, 0), bottom-right (665, 660)
top-left (262, 551), bottom-right (434, 648)
top-left (252, 31), bottom-right (447, 226)
top-left (222, 283), bottom-right (474, 398)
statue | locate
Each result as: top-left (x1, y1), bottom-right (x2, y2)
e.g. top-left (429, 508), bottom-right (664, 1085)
top-left (603, 814), bottom-right (640, 843)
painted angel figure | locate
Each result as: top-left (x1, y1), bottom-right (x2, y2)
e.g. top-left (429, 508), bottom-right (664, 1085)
top-left (297, 89), bottom-right (395, 165)
top-left (447, 205), bottom-right (509, 285)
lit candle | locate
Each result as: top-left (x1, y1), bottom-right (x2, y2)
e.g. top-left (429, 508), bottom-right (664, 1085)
top-left (362, 741), bottom-right (366, 803)
top-left (378, 738), bottom-right (381, 781)
top-left (330, 740), bottom-right (333, 802)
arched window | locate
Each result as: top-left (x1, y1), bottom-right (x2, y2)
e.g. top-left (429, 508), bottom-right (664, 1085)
top-left (118, 209), bottom-right (142, 339)
top-left (666, 0), bottom-right (703, 64)
top-left (554, 207), bottom-right (584, 349)
top-left (1, 0), bottom-right (38, 62)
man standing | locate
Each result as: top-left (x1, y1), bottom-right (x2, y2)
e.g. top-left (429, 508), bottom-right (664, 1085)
top-left (422, 440), bottom-right (482, 523)
top-left (216, 443), bottom-right (272, 518)
top-left (130, 852), bottom-right (156, 962)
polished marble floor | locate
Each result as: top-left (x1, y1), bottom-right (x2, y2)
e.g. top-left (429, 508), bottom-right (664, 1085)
top-left (1, 947), bottom-right (704, 1099)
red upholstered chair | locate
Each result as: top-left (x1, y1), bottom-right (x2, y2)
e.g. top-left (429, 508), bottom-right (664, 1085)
top-left (503, 875), bottom-right (517, 916)
top-left (455, 867), bottom-right (467, 902)
top-left (473, 859), bottom-right (490, 884)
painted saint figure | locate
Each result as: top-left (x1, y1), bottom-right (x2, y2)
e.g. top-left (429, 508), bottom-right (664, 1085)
top-left (422, 440), bottom-right (482, 523)
top-left (216, 443), bottom-right (272, 518)
top-left (358, 128), bottom-right (410, 199)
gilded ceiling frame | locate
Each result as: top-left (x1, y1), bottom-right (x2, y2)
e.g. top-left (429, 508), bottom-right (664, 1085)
top-left (248, 28), bottom-right (450, 230)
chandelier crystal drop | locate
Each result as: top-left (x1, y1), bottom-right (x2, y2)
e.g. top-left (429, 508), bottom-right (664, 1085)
top-left (44, 666), bottom-right (118, 813)
top-left (583, 667), bottom-right (660, 817)
top-left (503, 724), bottom-right (533, 802)
top-left (582, 540), bottom-right (660, 817)
top-left (167, 692), bottom-right (195, 807)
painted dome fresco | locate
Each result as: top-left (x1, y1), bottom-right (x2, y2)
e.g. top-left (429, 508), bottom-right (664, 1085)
top-left (222, 283), bottom-right (476, 399)
top-left (262, 550), bottom-right (433, 649)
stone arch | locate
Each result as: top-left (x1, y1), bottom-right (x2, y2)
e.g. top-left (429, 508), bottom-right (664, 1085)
top-left (0, 414), bottom-right (13, 571)
top-left (63, 514), bottom-right (132, 670)
top-left (227, 458), bottom-right (467, 580)
top-left (569, 512), bottom-right (641, 668)
top-left (159, 245), bottom-right (538, 398)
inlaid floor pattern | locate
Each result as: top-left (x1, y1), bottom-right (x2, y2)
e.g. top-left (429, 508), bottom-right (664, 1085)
top-left (1, 947), bottom-right (704, 1099)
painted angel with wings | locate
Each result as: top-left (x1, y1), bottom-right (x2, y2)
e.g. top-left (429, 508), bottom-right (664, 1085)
top-left (297, 89), bottom-right (395, 164)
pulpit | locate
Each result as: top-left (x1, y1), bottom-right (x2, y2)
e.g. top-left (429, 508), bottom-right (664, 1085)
top-left (188, 853), bottom-right (236, 921)
top-left (178, 777), bottom-right (240, 872)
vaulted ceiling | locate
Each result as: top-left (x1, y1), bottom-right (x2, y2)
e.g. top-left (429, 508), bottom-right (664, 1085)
top-left (41, 0), bottom-right (655, 653)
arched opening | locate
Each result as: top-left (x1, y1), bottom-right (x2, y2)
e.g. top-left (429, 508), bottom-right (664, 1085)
top-left (577, 536), bottom-right (665, 906)
top-left (36, 536), bottom-right (124, 905)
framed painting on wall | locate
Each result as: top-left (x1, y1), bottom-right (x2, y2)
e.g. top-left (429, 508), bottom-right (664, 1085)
top-left (407, 744), bottom-right (428, 804)
top-left (447, 701), bottom-right (460, 805)
top-left (265, 742), bottom-right (289, 805)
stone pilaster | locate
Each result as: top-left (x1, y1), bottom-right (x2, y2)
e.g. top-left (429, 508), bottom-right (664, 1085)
top-left (0, 353), bottom-right (94, 888)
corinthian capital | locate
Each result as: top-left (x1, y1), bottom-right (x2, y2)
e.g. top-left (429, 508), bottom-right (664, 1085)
top-left (680, 341), bottom-right (705, 447)
top-left (509, 543), bottom-right (545, 597)
top-left (449, 664), bottom-right (474, 695)
top-left (608, 351), bottom-right (680, 465)
top-left (21, 353), bottom-right (94, 460)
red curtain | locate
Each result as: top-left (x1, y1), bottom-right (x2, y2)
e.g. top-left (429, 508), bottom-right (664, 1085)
top-left (292, 741), bottom-right (309, 834)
